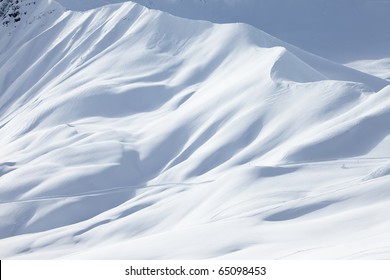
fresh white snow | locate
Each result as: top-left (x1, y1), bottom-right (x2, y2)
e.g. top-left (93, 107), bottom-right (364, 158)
top-left (0, 0), bottom-right (390, 259)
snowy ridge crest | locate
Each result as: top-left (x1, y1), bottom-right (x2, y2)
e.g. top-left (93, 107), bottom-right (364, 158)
top-left (0, 0), bottom-right (37, 26)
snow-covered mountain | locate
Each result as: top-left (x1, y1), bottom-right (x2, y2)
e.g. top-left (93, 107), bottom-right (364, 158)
top-left (0, 0), bottom-right (390, 259)
top-left (131, 0), bottom-right (390, 80)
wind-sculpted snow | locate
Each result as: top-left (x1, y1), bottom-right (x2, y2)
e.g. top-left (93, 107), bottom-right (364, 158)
top-left (0, 0), bottom-right (390, 259)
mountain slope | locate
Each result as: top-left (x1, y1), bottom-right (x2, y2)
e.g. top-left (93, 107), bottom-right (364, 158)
top-left (0, 0), bottom-right (390, 259)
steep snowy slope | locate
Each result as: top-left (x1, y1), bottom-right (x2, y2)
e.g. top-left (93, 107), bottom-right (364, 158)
top-left (0, 0), bottom-right (390, 259)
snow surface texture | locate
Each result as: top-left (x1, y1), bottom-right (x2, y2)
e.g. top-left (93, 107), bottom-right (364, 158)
top-left (0, 0), bottom-right (390, 259)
